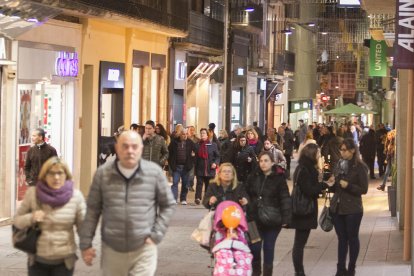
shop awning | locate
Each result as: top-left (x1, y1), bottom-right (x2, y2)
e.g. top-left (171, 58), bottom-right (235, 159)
top-left (324, 103), bottom-right (377, 115)
top-left (0, 0), bottom-right (62, 39)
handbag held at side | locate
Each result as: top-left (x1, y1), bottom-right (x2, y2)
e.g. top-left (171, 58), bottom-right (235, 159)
top-left (12, 224), bottom-right (41, 254)
top-left (292, 168), bottom-right (315, 216)
top-left (319, 191), bottom-right (334, 232)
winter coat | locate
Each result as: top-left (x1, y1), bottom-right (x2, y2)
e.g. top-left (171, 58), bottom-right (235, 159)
top-left (167, 138), bottom-right (196, 172)
top-left (283, 128), bottom-right (295, 156)
top-left (375, 128), bottom-right (388, 156)
top-left (218, 137), bottom-right (232, 163)
top-left (248, 139), bottom-right (263, 156)
top-left (261, 146), bottom-right (286, 168)
top-left (194, 141), bottom-right (220, 177)
top-left (290, 159), bottom-right (328, 230)
top-left (330, 159), bottom-right (368, 215)
top-left (14, 187), bottom-right (85, 268)
top-left (359, 130), bottom-right (376, 159)
top-left (142, 134), bottom-right (169, 166)
top-left (202, 182), bottom-right (249, 209)
top-left (229, 145), bottom-right (258, 182)
top-left (79, 159), bottom-right (176, 252)
top-left (245, 170), bottom-right (291, 229)
top-left (24, 143), bottom-right (58, 185)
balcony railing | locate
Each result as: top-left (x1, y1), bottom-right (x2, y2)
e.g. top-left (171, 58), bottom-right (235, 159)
top-left (72, 0), bottom-right (189, 31)
top-left (174, 11), bottom-right (224, 50)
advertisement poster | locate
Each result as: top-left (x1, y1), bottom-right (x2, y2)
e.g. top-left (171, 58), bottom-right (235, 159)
top-left (17, 145), bottom-right (30, 201)
top-left (19, 90), bottom-right (32, 144)
top-left (369, 39), bottom-right (387, 77)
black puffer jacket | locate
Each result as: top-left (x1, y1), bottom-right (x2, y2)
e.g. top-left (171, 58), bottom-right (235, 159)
top-left (229, 145), bottom-right (257, 183)
top-left (245, 169), bottom-right (291, 229)
top-left (290, 158), bottom-right (328, 230)
top-left (202, 182), bottom-right (248, 209)
top-left (24, 143), bottom-right (58, 186)
top-left (330, 159), bottom-right (369, 215)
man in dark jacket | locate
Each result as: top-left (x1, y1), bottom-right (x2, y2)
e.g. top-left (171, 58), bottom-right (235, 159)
top-left (168, 128), bottom-right (195, 205)
top-left (359, 127), bottom-right (377, 179)
top-left (24, 128), bottom-right (58, 186)
top-left (282, 123), bottom-right (294, 179)
top-left (142, 120), bottom-right (169, 167)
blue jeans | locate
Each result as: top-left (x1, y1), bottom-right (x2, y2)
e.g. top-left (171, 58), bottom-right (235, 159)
top-left (250, 226), bottom-right (282, 266)
top-left (381, 161), bottom-right (392, 188)
top-left (171, 165), bottom-right (190, 201)
top-left (332, 212), bottom-right (363, 271)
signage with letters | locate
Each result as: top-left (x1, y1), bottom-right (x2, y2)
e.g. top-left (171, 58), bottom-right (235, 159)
top-left (394, 0), bottom-right (414, 69)
top-left (369, 39), bottom-right (387, 76)
top-left (55, 52), bottom-right (78, 77)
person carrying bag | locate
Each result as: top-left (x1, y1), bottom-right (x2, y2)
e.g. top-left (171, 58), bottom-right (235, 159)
top-left (289, 144), bottom-right (334, 276)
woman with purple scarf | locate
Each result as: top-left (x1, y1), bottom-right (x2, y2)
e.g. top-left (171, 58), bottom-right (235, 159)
top-left (14, 157), bottom-right (86, 276)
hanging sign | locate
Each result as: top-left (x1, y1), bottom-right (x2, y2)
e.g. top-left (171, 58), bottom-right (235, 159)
top-left (394, 0), bottom-right (414, 69)
top-left (55, 52), bottom-right (78, 77)
top-left (369, 39), bottom-right (387, 77)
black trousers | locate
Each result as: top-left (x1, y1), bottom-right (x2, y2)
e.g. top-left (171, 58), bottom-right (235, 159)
top-left (362, 156), bottom-right (375, 178)
top-left (377, 153), bottom-right (386, 176)
top-left (29, 261), bottom-right (73, 276)
top-left (284, 154), bottom-right (291, 174)
top-left (292, 229), bottom-right (311, 273)
top-left (195, 176), bottom-right (212, 200)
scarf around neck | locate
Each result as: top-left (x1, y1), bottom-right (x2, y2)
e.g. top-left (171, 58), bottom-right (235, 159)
top-left (36, 180), bottom-right (74, 208)
top-left (198, 140), bottom-right (209, 159)
top-left (248, 139), bottom-right (258, 146)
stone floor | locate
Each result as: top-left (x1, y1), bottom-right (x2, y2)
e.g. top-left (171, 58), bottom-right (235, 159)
top-left (0, 170), bottom-right (410, 275)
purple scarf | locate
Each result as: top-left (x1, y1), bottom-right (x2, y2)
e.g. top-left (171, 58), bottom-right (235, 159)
top-left (36, 180), bottom-right (74, 208)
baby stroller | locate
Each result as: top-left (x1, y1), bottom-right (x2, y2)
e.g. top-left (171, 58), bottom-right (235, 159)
top-left (210, 200), bottom-right (253, 276)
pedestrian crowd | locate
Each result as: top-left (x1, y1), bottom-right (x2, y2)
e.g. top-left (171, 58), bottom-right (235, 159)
top-left (12, 120), bottom-right (395, 276)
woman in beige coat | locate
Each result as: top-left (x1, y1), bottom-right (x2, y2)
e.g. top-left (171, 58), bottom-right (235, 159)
top-left (14, 157), bottom-right (86, 276)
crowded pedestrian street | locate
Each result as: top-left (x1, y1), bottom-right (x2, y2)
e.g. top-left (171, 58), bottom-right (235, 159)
top-left (0, 157), bottom-right (409, 276)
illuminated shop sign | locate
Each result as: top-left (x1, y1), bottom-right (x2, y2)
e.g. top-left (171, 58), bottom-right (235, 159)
top-left (55, 52), bottom-right (78, 77)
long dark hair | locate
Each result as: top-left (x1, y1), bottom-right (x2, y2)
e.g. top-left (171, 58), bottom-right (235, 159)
top-left (341, 138), bottom-right (362, 165)
top-left (156, 123), bottom-right (169, 140)
top-left (298, 143), bottom-right (319, 166)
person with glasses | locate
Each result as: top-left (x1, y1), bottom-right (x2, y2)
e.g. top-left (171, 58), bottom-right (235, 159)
top-left (330, 138), bottom-right (368, 276)
top-left (14, 157), bottom-right (86, 276)
top-left (202, 163), bottom-right (248, 209)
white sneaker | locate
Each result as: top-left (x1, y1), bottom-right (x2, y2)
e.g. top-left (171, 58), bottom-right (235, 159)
top-left (181, 201), bottom-right (187, 205)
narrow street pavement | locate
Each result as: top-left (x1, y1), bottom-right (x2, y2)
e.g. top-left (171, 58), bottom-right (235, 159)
top-left (0, 158), bottom-right (410, 275)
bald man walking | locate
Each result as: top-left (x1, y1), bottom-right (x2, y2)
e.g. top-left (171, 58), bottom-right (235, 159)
top-left (79, 131), bottom-right (176, 276)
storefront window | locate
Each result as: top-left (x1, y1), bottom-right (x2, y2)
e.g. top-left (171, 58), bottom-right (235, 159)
top-left (131, 67), bottom-right (142, 124)
top-left (151, 69), bottom-right (159, 121)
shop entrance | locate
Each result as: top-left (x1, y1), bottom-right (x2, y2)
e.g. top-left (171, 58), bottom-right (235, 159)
top-left (98, 61), bottom-right (125, 165)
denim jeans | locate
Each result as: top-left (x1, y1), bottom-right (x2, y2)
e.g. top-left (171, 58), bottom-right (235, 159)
top-left (292, 229), bottom-right (311, 273)
top-left (171, 165), bottom-right (190, 202)
top-left (332, 212), bottom-right (363, 271)
top-left (250, 226), bottom-right (282, 266)
top-left (29, 261), bottom-right (73, 276)
top-left (381, 161), bottom-right (392, 188)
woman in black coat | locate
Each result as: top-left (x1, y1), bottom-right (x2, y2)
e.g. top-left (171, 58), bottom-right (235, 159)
top-left (229, 134), bottom-right (258, 183)
top-left (331, 138), bottom-right (368, 276)
top-left (290, 143), bottom-right (333, 276)
top-left (203, 163), bottom-right (248, 209)
top-left (245, 152), bottom-right (291, 276)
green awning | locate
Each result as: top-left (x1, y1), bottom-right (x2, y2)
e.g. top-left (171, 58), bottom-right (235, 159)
top-left (324, 103), bottom-right (377, 115)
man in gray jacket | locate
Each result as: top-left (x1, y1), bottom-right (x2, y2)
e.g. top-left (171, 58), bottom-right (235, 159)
top-left (142, 120), bottom-right (169, 167)
top-left (79, 131), bottom-right (175, 276)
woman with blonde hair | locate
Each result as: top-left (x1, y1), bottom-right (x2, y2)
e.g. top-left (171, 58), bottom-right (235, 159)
top-left (14, 157), bottom-right (86, 275)
top-left (297, 131), bottom-right (317, 157)
top-left (202, 163), bottom-right (248, 209)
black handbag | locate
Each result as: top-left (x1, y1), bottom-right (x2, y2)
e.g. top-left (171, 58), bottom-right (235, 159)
top-left (256, 179), bottom-right (282, 227)
top-left (292, 168), bottom-right (315, 216)
top-left (12, 224), bottom-right (41, 254)
top-left (319, 192), bottom-right (334, 232)
top-left (12, 194), bottom-right (41, 254)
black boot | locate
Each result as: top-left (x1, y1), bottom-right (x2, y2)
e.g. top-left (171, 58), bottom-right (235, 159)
top-left (252, 261), bottom-right (261, 276)
top-left (263, 264), bottom-right (273, 276)
top-left (347, 264), bottom-right (356, 276)
top-left (295, 272), bottom-right (306, 276)
top-left (335, 269), bottom-right (347, 276)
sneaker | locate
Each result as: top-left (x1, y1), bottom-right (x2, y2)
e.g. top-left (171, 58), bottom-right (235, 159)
top-left (181, 201), bottom-right (187, 205)
top-left (195, 198), bottom-right (201, 205)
